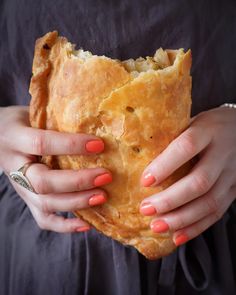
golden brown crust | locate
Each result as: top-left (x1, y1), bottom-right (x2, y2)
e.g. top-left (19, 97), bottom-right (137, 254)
top-left (29, 31), bottom-right (58, 129)
top-left (29, 31), bottom-right (192, 259)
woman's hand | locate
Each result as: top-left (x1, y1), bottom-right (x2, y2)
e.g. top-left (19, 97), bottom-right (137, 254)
top-left (139, 107), bottom-right (236, 246)
top-left (0, 106), bottom-right (112, 233)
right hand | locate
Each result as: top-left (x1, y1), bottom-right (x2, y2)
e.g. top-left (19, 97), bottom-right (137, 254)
top-left (0, 106), bottom-right (112, 233)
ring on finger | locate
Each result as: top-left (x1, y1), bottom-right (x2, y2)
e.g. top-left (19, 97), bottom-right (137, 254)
top-left (9, 162), bottom-right (38, 194)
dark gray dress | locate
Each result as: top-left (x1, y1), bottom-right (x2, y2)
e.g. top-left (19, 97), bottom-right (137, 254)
top-left (0, 1), bottom-right (236, 294)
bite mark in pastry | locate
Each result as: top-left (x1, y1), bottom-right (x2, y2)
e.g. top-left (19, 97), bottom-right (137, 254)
top-left (29, 31), bottom-right (192, 260)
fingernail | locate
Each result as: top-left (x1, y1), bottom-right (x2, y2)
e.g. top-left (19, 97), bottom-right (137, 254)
top-left (174, 234), bottom-right (189, 246)
top-left (140, 202), bottom-right (156, 216)
top-left (76, 226), bottom-right (90, 232)
top-left (89, 194), bottom-right (106, 206)
top-left (86, 140), bottom-right (104, 153)
top-left (94, 173), bottom-right (113, 186)
top-left (150, 220), bottom-right (169, 233)
top-left (141, 172), bottom-right (156, 187)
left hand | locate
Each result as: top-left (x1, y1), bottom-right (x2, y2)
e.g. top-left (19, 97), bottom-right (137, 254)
top-left (139, 106), bottom-right (236, 246)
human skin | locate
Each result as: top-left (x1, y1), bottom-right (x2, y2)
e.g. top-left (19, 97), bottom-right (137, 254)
top-left (0, 106), bottom-right (113, 233)
top-left (139, 106), bottom-right (236, 246)
top-left (0, 106), bottom-right (235, 246)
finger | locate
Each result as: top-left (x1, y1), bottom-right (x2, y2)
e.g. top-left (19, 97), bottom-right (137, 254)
top-left (155, 182), bottom-right (236, 246)
top-left (149, 172), bottom-right (228, 233)
top-left (172, 213), bottom-right (218, 246)
top-left (0, 149), bottom-right (36, 174)
top-left (8, 126), bottom-right (104, 156)
top-left (32, 189), bottom-right (107, 213)
top-left (30, 205), bottom-right (91, 233)
top-left (8, 181), bottom-right (91, 233)
top-left (26, 163), bottom-right (112, 194)
top-left (140, 123), bottom-right (212, 187)
top-left (151, 195), bottom-right (221, 234)
top-left (172, 213), bottom-right (219, 246)
top-left (140, 147), bottom-right (222, 214)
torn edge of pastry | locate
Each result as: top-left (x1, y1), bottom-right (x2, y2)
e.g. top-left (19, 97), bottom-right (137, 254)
top-left (32, 31), bottom-right (189, 80)
top-left (29, 31), bottom-right (192, 260)
top-left (73, 47), bottom-right (172, 78)
top-left (58, 31), bottom-right (187, 78)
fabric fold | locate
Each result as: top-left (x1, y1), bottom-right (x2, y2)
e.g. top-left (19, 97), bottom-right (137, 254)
top-left (158, 235), bottom-right (212, 291)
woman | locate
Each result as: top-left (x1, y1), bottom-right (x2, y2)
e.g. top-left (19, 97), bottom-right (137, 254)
top-left (0, 0), bottom-right (236, 294)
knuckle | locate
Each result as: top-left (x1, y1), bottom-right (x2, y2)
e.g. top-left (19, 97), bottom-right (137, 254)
top-left (191, 223), bottom-right (202, 238)
top-left (173, 215), bottom-right (186, 230)
top-left (76, 176), bottom-right (86, 191)
top-left (32, 133), bottom-right (46, 155)
top-left (68, 222), bottom-right (77, 232)
top-left (175, 131), bottom-right (197, 157)
top-left (34, 175), bottom-right (48, 195)
top-left (161, 197), bottom-right (174, 212)
top-left (66, 136), bottom-right (78, 154)
top-left (205, 196), bottom-right (218, 215)
top-left (213, 210), bottom-right (223, 221)
top-left (190, 171), bottom-right (211, 195)
top-left (36, 218), bottom-right (48, 230)
top-left (35, 196), bottom-right (50, 213)
top-left (62, 218), bottom-right (77, 232)
top-left (40, 199), bottom-right (50, 213)
top-left (156, 159), bottom-right (168, 178)
top-left (205, 196), bottom-right (223, 222)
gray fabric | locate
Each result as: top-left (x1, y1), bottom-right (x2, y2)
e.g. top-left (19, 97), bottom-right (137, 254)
top-left (0, 0), bottom-right (236, 294)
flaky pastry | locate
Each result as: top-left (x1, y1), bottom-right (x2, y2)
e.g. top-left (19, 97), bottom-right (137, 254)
top-left (29, 31), bottom-right (192, 259)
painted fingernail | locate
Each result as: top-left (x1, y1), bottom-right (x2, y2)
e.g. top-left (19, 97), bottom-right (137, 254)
top-left (141, 172), bottom-right (156, 187)
top-left (140, 202), bottom-right (156, 216)
top-left (86, 140), bottom-right (104, 153)
top-left (94, 173), bottom-right (113, 186)
top-left (76, 226), bottom-right (90, 232)
top-left (150, 220), bottom-right (169, 233)
top-left (174, 234), bottom-right (189, 246)
top-left (89, 194), bottom-right (107, 206)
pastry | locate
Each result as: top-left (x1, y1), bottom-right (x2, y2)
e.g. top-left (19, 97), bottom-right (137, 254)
top-left (29, 31), bottom-right (192, 259)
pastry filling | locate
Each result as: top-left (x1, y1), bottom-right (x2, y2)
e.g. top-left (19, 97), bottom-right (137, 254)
top-left (73, 47), bottom-right (172, 77)
top-left (121, 48), bottom-right (171, 74)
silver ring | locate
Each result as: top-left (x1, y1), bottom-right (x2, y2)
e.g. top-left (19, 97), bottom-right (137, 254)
top-left (9, 162), bottom-right (37, 194)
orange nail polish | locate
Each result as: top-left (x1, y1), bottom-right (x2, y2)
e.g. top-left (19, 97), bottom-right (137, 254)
top-left (174, 234), bottom-right (189, 246)
top-left (94, 173), bottom-right (113, 186)
top-left (151, 220), bottom-right (169, 233)
top-left (141, 173), bottom-right (156, 187)
top-left (89, 194), bottom-right (106, 206)
top-left (76, 226), bottom-right (90, 232)
top-left (140, 203), bottom-right (156, 216)
top-left (86, 140), bottom-right (104, 153)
